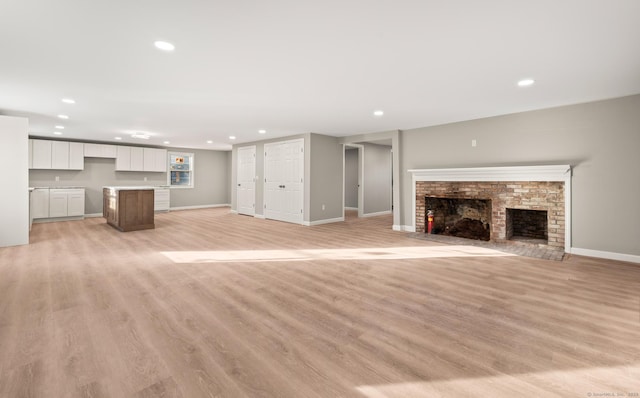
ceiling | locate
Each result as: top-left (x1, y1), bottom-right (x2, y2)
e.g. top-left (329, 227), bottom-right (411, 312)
top-left (1, 0), bottom-right (639, 150)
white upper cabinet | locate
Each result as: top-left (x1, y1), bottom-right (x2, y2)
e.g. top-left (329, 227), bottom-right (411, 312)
top-left (84, 143), bottom-right (117, 158)
top-left (69, 142), bottom-right (84, 170)
top-left (143, 148), bottom-right (167, 172)
top-left (115, 146), bottom-right (131, 170)
top-left (30, 139), bottom-right (84, 170)
top-left (130, 147), bottom-right (144, 171)
top-left (116, 146), bottom-right (144, 171)
top-left (51, 141), bottom-right (69, 169)
top-left (32, 139), bottom-right (52, 169)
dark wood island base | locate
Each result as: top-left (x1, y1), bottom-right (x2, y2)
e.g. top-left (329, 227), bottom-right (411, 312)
top-left (103, 187), bottom-right (155, 232)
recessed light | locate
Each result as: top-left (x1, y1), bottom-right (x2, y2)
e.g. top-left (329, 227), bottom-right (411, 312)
top-left (229, 136), bottom-right (236, 140)
top-left (57, 114), bottom-right (69, 119)
top-left (258, 129), bottom-right (266, 134)
top-left (61, 98), bottom-right (75, 104)
top-left (517, 78), bottom-right (535, 87)
top-left (114, 137), bottom-right (122, 140)
top-left (55, 125), bottom-right (64, 129)
top-left (53, 131), bottom-right (62, 135)
top-left (131, 134), bottom-right (150, 140)
top-left (154, 41), bottom-right (175, 52)
top-left (373, 110), bottom-right (384, 117)
top-left (207, 140), bottom-right (213, 144)
top-left (163, 141), bottom-right (170, 145)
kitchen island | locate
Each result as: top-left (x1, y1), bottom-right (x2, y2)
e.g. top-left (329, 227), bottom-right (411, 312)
top-left (103, 186), bottom-right (155, 232)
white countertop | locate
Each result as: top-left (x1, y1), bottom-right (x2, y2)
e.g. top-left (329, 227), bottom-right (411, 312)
top-left (103, 186), bottom-right (156, 190)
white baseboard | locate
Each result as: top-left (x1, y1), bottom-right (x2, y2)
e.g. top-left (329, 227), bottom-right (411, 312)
top-left (303, 217), bottom-right (345, 226)
top-left (84, 213), bottom-right (103, 218)
top-left (361, 210), bottom-right (392, 218)
top-left (392, 225), bottom-right (415, 232)
top-left (344, 207), bottom-right (358, 211)
top-left (33, 215), bottom-right (84, 223)
top-left (254, 214), bottom-right (266, 219)
top-left (230, 209), bottom-right (238, 214)
top-left (170, 204), bottom-right (230, 211)
top-left (571, 247), bottom-right (640, 264)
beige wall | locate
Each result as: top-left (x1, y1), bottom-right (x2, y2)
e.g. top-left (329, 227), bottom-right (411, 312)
top-left (399, 94), bottom-right (640, 256)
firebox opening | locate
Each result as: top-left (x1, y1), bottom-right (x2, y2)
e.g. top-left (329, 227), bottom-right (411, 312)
top-left (506, 208), bottom-right (548, 244)
top-left (425, 197), bottom-right (491, 241)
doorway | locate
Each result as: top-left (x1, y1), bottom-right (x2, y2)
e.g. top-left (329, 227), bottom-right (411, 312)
top-left (237, 146), bottom-right (256, 216)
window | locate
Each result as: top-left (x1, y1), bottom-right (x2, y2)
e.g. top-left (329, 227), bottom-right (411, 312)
top-left (168, 152), bottom-right (194, 188)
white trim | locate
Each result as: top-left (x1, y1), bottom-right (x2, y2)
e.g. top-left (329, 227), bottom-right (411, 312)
top-left (84, 213), bottom-right (103, 218)
top-left (237, 145), bottom-right (257, 216)
top-left (230, 209), bottom-right (238, 214)
top-left (409, 165), bottom-right (572, 253)
top-left (344, 207), bottom-right (358, 211)
top-left (408, 165), bottom-right (572, 182)
top-left (33, 216), bottom-right (84, 223)
top-left (393, 225), bottom-right (415, 232)
top-left (254, 214), bottom-right (266, 219)
top-left (170, 204), bottom-right (230, 211)
top-left (303, 217), bottom-right (345, 226)
top-left (571, 247), bottom-right (640, 264)
top-left (361, 210), bottom-right (392, 218)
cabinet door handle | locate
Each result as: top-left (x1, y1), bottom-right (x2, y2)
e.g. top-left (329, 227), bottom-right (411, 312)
top-left (238, 184), bottom-right (241, 187)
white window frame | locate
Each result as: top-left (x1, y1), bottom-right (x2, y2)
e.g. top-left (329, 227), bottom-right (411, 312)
top-left (167, 151), bottom-right (195, 189)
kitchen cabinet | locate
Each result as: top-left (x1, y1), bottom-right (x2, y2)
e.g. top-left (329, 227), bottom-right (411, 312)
top-left (51, 141), bottom-right (69, 169)
top-left (116, 146), bottom-right (144, 171)
top-left (31, 188), bottom-right (50, 219)
top-left (49, 188), bottom-right (85, 218)
top-left (154, 186), bottom-right (170, 211)
top-left (84, 143), bottom-right (117, 158)
top-left (32, 139), bottom-right (52, 169)
top-left (30, 139), bottom-right (84, 170)
top-left (69, 142), bottom-right (84, 169)
top-left (144, 148), bottom-right (167, 172)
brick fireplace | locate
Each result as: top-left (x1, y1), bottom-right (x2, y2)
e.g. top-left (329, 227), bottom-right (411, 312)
top-left (409, 166), bottom-right (572, 252)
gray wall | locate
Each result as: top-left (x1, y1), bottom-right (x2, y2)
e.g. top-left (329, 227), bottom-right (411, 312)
top-left (362, 143), bottom-right (392, 215)
top-left (29, 147), bottom-right (230, 214)
top-left (309, 133), bottom-right (343, 222)
top-left (399, 94), bottom-right (640, 256)
top-left (168, 148), bottom-right (230, 208)
top-left (344, 148), bottom-right (358, 208)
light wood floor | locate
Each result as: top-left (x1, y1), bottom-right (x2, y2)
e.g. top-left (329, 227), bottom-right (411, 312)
top-left (1, 208), bottom-right (639, 397)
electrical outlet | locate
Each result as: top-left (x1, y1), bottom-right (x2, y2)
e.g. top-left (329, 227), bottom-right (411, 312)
top-left (322, 204), bottom-right (325, 211)
top-left (144, 176), bottom-right (147, 182)
top-left (55, 176), bottom-right (59, 181)
top-left (471, 139), bottom-right (477, 147)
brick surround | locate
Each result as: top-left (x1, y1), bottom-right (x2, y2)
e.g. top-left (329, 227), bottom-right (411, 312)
top-left (416, 181), bottom-right (565, 250)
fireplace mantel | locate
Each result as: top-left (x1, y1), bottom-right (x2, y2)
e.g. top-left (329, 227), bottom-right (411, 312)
top-left (408, 165), bottom-right (571, 182)
top-left (408, 165), bottom-right (572, 252)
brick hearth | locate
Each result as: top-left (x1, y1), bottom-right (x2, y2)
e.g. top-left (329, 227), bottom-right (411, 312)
top-left (416, 181), bottom-right (565, 250)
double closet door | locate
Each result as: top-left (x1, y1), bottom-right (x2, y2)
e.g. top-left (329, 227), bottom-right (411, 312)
top-left (264, 139), bottom-right (304, 224)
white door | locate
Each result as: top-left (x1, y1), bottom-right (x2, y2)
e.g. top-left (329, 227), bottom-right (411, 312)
top-left (265, 139), bottom-right (304, 224)
top-left (237, 146), bottom-right (256, 216)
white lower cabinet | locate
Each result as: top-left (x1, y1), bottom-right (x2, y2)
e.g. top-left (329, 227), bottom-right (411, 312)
top-left (31, 189), bottom-right (50, 219)
top-left (41, 188), bottom-right (85, 219)
top-left (154, 187), bottom-right (170, 211)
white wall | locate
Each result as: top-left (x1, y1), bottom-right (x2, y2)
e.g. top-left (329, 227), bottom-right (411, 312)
top-left (0, 116), bottom-right (29, 247)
